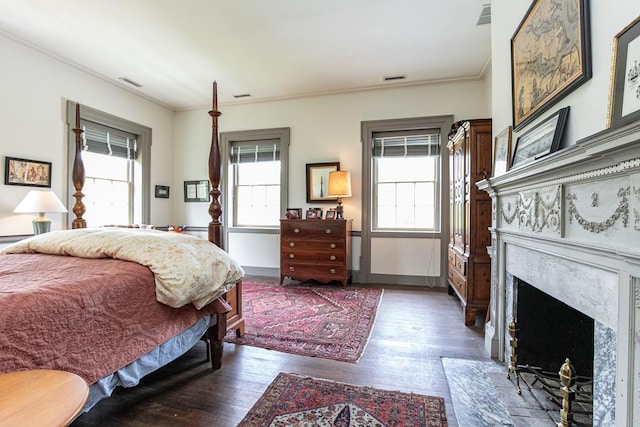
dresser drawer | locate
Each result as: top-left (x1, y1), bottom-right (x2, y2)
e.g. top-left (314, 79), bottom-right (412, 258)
top-left (281, 250), bottom-right (345, 264)
top-left (281, 240), bottom-right (345, 252)
top-left (280, 220), bottom-right (346, 239)
top-left (448, 248), bottom-right (467, 277)
top-left (281, 262), bottom-right (347, 280)
top-left (448, 267), bottom-right (467, 302)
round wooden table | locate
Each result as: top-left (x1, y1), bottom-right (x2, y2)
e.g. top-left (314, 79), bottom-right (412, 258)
top-left (0, 369), bottom-right (89, 426)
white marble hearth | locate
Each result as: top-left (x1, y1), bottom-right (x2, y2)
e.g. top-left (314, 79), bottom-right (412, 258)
top-left (478, 120), bottom-right (640, 427)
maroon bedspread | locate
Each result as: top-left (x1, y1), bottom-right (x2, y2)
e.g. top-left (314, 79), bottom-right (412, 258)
top-left (0, 253), bottom-right (229, 384)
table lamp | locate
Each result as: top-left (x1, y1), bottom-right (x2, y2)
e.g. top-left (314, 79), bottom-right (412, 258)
top-left (14, 190), bottom-right (68, 234)
top-left (327, 171), bottom-right (352, 219)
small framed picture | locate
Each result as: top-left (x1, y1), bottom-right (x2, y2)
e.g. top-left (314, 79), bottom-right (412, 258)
top-left (285, 208), bottom-right (302, 219)
top-left (492, 126), bottom-right (512, 177)
top-left (306, 209), bottom-right (318, 219)
top-left (607, 15), bottom-right (640, 128)
top-left (4, 156), bottom-right (52, 187)
top-left (325, 209), bottom-right (337, 220)
top-left (184, 180), bottom-right (210, 202)
top-left (155, 185), bottom-right (170, 198)
top-left (511, 107), bottom-right (569, 169)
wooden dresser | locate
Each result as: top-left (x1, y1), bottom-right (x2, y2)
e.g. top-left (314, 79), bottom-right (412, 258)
top-left (447, 119), bottom-right (493, 326)
top-left (280, 219), bottom-right (352, 287)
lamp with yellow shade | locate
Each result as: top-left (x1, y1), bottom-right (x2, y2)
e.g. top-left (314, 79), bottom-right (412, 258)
top-left (14, 190), bottom-right (68, 235)
top-left (327, 171), bottom-right (352, 220)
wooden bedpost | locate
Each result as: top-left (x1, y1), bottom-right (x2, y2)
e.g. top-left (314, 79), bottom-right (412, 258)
top-left (71, 103), bottom-right (87, 229)
top-left (207, 81), bottom-right (224, 249)
top-left (205, 82), bottom-right (245, 353)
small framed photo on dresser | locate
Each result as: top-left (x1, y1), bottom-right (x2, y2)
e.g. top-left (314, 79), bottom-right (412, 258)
top-left (325, 209), bottom-right (337, 220)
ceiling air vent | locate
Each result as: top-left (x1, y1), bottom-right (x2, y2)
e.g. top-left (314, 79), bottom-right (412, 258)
top-left (477, 4), bottom-right (491, 25)
top-left (233, 93), bottom-right (252, 99)
top-left (383, 75), bottom-right (406, 82)
top-left (118, 77), bottom-right (142, 88)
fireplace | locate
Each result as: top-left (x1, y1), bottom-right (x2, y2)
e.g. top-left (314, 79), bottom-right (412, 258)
top-left (478, 121), bottom-right (640, 427)
top-left (515, 279), bottom-right (594, 376)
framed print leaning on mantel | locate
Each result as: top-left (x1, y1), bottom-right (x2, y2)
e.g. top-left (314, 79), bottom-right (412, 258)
top-left (607, 15), bottom-right (640, 128)
top-left (492, 126), bottom-right (512, 178)
top-left (511, 0), bottom-right (591, 131)
top-left (511, 107), bottom-right (569, 169)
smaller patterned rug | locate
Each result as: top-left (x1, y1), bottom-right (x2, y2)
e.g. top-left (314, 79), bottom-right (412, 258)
top-left (237, 373), bottom-right (448, 427)
top-left (225, 279), bottom-right (383, 363)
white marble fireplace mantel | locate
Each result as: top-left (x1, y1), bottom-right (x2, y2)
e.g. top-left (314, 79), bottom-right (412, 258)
top-left (477, 120), bottom-right (640, 427)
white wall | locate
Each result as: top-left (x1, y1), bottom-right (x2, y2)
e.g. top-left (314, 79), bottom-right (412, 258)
top-left (0, 35), bottom-right (176, 236)
top-left (491, 0), bottom-right (640, 149)
top-left (175, 79), bottom-right (490, 277)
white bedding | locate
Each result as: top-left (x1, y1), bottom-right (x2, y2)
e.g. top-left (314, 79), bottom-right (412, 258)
top-left (1, 228), bottom-right (244, 309)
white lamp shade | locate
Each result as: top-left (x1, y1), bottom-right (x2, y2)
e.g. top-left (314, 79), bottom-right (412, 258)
top-left (14, 190), bottom-right (68, 214)
top-left (327, 171), bottom-right (352, 197)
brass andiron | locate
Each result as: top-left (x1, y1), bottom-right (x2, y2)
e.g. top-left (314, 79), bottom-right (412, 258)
top-left (558, 358), bottom-right (577, 427)
top-left (506, 318), bottom-right (522, 394)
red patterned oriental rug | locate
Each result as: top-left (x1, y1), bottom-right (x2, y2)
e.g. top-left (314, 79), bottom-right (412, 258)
top-left (224, 279), bottom-right (383, 363)
top-left (238, 373), bottom-right (448, 427)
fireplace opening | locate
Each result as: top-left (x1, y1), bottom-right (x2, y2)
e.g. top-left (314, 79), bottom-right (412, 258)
top-left (515, 280), bottom-right (594, 376)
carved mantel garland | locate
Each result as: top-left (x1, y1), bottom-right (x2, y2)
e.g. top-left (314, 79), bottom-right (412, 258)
top-left (567, 187), bottom-right (630, 233)
top-left (500, 186), bottom-right (561, 233)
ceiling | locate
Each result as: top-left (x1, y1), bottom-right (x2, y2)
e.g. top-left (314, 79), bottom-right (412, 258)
top-left (0, 0), bottom-right (492, 111)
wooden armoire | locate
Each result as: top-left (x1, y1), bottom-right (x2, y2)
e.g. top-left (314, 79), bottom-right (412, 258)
top-left (447, 119), bottom-right (492, 326)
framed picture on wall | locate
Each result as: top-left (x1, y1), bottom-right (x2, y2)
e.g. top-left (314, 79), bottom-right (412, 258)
top-left (4, 156), bottom-right (52, 187)
top-left (306, 162), bottom-right (339, 202)
top-left (184, 180), bottom-right (210, 202)
top-left (607, 15), bottom-right (640, 128)
top-left (511, 0), bottom-right (591, 131)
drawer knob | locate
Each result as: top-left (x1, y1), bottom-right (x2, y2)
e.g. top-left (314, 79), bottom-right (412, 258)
top-left (294, 228), bottom-right (300, 233)
top-left (289, 266), bottom-right (295, 272)
top-left (289, 242), bottom-right (295, 247)
top-left (448, 271), bottom-right (453, 277)
top-left (330, 255), bottom-right (336, 261)
top-left (457, 262), bottom-right (462, 268)
top-left (330, 243), bottom-right (336, 249)
top-left (330, 268), bottom-right (336, 274)
top-left (289, 254), bottom-right (295, 259)
top-left (325, 228), bottom-right (332, 234)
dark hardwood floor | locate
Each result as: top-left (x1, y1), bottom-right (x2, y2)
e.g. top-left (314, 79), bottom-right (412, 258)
top-left (71, 283), bottom-right (490, 426)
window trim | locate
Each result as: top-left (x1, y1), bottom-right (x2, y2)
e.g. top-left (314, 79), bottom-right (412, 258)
top-left (360, 115), bottom-right (453, 283)
top-left (66, 101), bottom-right (152, 227)
top-left (220, 127), bottom-right (290, 236)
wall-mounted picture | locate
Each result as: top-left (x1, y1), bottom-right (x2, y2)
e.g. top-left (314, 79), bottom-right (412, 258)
top-left (306, 162), bottom-right (339, 203)
top-left (155, 185), bottom-right (170, 198)
top-left (4, 156), bottom-right (52, 187)
top-left (285, 208), bottom-right (302, 219)
top-left (511, 107), bottom-right (569, 169)
top-left (184, 180), bottom-right (210, 202)
top-left (607, 15), bottom-right (640, 128)
top-left (492, 126), bottom-right (512, 178)
top-left (511, 0), bottom-right (590, 131)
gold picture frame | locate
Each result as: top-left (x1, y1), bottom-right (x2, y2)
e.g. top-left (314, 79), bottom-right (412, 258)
top-left (607, 15), bottom-right (640, 128)
top-left (511, 0), bottom-right (591, 131)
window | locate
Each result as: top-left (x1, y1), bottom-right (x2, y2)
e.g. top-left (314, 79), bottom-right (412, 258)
top-left (372, 130), bottom-right (441, 231)
top-left (230, 141), bottom-right (281, 227)
top-left (66, 101), bottom-right (151, 227)
top-left (220, 128), bottom-right (290, 230)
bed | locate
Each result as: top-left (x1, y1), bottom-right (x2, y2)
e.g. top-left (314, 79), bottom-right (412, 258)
top-left (0, 82), bottom-right (243, 412)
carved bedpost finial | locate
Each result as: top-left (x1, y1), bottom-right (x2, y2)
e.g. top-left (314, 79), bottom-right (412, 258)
top-left (71, 103), bottom-right (86, 229)
top-left (208, 81), bottom-right (224, 248)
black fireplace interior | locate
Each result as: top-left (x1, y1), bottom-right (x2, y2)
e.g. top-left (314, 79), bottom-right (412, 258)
top-left (516, 280), bottom-right (594, 376)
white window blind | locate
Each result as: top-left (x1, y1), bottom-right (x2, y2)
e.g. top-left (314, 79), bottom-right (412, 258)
top-left (81, 119), bottom-right (138, 160)
top-left (372, 129), bottom-right (440, 157)
top-left (230, 139), bottom-right (280, 163)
